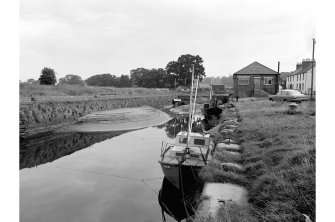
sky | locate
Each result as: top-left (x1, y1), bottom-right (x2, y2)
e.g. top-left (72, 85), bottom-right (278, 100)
top-left (20, 0), bottom-right (316, 81)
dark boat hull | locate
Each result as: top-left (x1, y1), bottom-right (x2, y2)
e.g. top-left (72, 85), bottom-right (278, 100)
top-left (201, 107), bottom-right (222, 120)
top-left (159, 162), bottom-right (202, 189)
top-left (158, 177), bottom-right (202, 221)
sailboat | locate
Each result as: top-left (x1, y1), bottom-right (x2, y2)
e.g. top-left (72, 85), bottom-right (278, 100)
top-left (159, 65), bottom-right (215, 189)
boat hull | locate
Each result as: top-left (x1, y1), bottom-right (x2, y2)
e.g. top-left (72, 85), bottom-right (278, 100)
top-left (158, 177), bottom-right (202, 221)
top-left (159, 162), bottom-right (203, 189)
top-left (201, 107), bottom-right (222, 120)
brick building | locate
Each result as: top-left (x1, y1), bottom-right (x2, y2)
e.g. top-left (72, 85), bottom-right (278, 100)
top-left (233, 61), bottom-right (279, 97)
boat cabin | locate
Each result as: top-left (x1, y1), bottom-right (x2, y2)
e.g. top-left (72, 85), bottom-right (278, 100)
top-left (175, 132), bottom-right (211, 147)
top-left (167, 132), bottom-right (213, 161)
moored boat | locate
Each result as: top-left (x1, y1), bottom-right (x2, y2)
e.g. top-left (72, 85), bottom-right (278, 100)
top-left (158, 65), bottom-right (214, 189)
top-left (159, 131), bottom-right (214, 189)
top-left (201, 83), bottom-right (223, 120)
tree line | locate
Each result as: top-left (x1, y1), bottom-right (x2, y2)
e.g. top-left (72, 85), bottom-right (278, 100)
top-left (26, 54), bottom-right (207, 88)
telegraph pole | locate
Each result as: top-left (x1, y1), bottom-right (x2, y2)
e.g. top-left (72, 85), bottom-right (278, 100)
top-left (310, 38), bottom-right (315, 99)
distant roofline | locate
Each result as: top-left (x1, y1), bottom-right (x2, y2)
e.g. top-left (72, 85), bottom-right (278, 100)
top-left (287, 63), bottom-right (316, 77)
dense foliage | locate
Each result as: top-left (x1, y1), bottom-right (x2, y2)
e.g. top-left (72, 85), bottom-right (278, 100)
top-left (26, 54), bottom-right (207, 89)
top-left (130, 68), bottom-right (174, 88)
top-left (85, 74), bottom-right (131, 87)
top-left (58, 74), bottom-right (85, 85)
top-left (166, 54), bottom-right (206, 87)
top-left (39, 67), bottom-right (57, 85)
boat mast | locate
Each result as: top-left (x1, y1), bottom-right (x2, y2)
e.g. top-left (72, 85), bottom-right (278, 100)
top-left (192, 76), bottom-right (200, 119)
top-left (209, 78), bottom-right (213, 101)
top-left (186, 65), bottom-right (195, 147)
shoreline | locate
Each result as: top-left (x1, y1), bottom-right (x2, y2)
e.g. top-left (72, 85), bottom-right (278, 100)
top-left (20, 95), bottom-right (175, 139)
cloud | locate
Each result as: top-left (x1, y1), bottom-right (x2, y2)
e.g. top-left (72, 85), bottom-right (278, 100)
top-left (20, 0), bottom-right (315, 80)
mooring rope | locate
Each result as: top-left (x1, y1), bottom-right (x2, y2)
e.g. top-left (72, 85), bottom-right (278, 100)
top-left (179, 162), bottom-right (191, 220)
top-left (50, 166), bottom-right (163, 182)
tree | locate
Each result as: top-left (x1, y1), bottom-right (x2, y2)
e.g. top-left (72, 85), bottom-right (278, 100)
top-left (58, 74), bottom-right (85, 85)
top-left (26, 78), bottom-right (39, 84)
top-left (86, 74), bottom-right (114, 86)
top-left (130, 68), bottom-right (171, 88)
top-left (166, 54), bottom-right (206, 87)
top-left (130, 68), bottom-right (148, 87)
top-left (39, 67), bottom-right (57, 85)
top-left (119, 75), bottom-right (131, 87)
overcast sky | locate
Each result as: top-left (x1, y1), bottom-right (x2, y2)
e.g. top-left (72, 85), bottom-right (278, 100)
top-left (20, 0), bottom-right (315, 81)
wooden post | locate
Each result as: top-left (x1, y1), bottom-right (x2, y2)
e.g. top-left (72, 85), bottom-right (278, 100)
top-left (277, 61), bottom-right (280, 93)
top-left (310, 38), bottom-right (315, 99)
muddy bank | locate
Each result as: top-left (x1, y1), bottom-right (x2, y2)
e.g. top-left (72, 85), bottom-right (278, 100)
top-left (61, 106), bottom-right (171, 132)
top-left (20, 95), bottom-right (175, 138)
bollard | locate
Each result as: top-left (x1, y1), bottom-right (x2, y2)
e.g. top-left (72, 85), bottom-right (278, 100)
top-left (288, 103), bottom-right (298, 114)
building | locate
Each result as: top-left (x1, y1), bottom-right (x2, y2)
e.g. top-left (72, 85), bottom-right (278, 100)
top-left (286, 59), bottom-right (316, 95)
top-left (211, 84), bottom-right (225, 94)
top-left (233, 61), bottom-right (279, 97)
top-left (279, 72), bottom-right (291, 90)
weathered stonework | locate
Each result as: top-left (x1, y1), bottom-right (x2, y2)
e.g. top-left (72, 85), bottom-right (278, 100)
top-left (20, 95), bottom-right (175, 138)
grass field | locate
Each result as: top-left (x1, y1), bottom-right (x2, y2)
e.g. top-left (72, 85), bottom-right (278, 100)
top-left (19, 83), bottom-right (175, 103)
top-left (20, 83), bottom-right (172, 97)
top-left (198, 98), bottom-right (315, 222)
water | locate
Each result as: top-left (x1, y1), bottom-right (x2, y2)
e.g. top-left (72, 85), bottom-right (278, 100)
top-left (20, 116), bottom-right (204, 222)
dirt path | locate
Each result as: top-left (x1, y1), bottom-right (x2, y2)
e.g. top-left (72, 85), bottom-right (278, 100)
top-left (59, 106), bottom-right (171, 133)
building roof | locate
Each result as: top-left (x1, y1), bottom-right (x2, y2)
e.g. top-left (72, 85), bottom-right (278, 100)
top-left (280, 72), bottom-right (291, 80)
top-left (233, 61), bottom-right (278, 75)
top-left (287, 63), bottom-right (316, 77)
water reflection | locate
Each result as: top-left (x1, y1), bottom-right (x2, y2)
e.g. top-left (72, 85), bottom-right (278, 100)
top-left (20, 116), bottom-right (209, 170)
top-left (156, 116), bottom-right (205, 139)
top-left (20, 127), bottom-right (169, 222)
top-left (158, 177), bottom-right (203, 222)
top-left (20, 115), bottom-right (208, 222)
top-left (20, 130), bottom-right (130, 169)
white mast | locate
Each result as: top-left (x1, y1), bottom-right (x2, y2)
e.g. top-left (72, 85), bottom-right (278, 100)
top-left (209, 78), bottom-right (213, 101)
top-left (192, 76), bottom-right (200, 118)
top-left (186, 65), bottom-right (195, 147)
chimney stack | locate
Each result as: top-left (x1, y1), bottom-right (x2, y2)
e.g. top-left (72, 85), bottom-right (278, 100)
top-left (296, 63), bottom-right (302, 70)
top-left (302, 59), bottom-right (314, 70)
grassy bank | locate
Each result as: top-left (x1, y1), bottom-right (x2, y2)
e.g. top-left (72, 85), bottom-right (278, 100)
top-left (198, 98), bottom-right (315, 222)
top-left (238, 99), bottom-right (315, 221)
top-left (20, 83), bottom-right (173, 102)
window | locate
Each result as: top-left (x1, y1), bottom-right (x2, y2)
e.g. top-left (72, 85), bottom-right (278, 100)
top-left (238, 76), bottom-right (249, 85)
top-left (303, 74), bottom-right (304, 80)
top-left (296, 75), bottom-right (298, 81)
top-left (302, 83), bottom-right (304, 90)
top-left (194, 139), bottom-right (205, 145)
top-left (300, 74), bottom-right (302, 81)
top-left (179, 137), bottom-right (187, 144)
top-left (264, 77), bottom-right (273, 85)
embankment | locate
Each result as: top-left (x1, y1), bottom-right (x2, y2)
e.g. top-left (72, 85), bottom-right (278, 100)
top-left (20, 95), bottom-right (175, 138)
